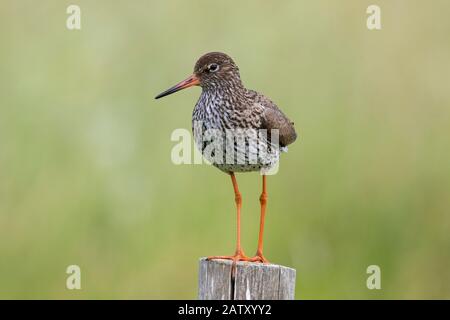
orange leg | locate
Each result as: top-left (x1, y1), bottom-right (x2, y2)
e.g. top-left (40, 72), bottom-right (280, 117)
top-left (250, 175), bottom-right (269, 263)
top-left (207, 172), bottom-right (252, 263)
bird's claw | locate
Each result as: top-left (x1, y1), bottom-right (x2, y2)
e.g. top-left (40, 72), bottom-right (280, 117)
top-left (249, 252), bottom-right (270, 264)
top-left (207, 250), bottom-right (252, 263)
top-left (207, 251), bottom-right (269, 264)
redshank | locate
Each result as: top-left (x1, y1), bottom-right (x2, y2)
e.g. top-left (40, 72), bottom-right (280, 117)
top-left (155, 52), bottom-right (297, 263)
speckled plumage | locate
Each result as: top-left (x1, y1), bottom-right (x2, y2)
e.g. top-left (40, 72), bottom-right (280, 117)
top-left (191, 52), bottom-right (297, 173)
top-left (155, 51), bottom-right (297, 263)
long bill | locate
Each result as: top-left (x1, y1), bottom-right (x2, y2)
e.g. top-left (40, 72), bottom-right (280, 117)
top-left (155, 74), bottom-right (200, 99)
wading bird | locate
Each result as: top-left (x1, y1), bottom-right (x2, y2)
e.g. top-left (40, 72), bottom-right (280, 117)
top-left (155, 52), bottom-right (297, 263)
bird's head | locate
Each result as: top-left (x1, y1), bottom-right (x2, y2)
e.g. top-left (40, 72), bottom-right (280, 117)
top-left (155, 52), bottom-right (242, 99)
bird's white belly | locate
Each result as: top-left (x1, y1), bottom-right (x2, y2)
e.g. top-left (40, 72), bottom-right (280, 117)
top-left (193, 119), bottom-right (281, 174)
top-left (192, 96), bottom-right (282, 174)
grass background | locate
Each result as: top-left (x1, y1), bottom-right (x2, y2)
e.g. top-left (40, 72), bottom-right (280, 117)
top-left (1, 0), bottom-right (449, 299)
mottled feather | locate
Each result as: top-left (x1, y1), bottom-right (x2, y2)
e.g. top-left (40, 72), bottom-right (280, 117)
top-left (247, 90), bottom-right (297, 147)
top-left (190, 52), bottom-right (297, 173)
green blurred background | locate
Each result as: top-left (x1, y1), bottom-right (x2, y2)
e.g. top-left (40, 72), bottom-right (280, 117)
top-left (1, 0), bottom-right (449, 299)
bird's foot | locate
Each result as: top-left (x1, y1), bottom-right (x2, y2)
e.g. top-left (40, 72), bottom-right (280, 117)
top-left (207, 249), bottom-right (252, 263)
top-left (249, 251), bottom-right (270, 264)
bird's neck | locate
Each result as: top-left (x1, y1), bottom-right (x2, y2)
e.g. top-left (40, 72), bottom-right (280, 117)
top-left (200, 81), bottom-right (247, 107)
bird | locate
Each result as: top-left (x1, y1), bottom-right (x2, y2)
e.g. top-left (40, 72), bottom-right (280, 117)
top-left (155, 52), bottom-right (297, 264)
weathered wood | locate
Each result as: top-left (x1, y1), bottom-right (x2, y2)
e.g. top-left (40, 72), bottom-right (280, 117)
top-left (198, 258), bottom-right (296, 300)
top-left (198, 258), bottom-right (233, 299)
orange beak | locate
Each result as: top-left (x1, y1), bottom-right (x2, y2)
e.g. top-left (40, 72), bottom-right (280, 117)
top-left (155, 74), bottom-right (200, 99)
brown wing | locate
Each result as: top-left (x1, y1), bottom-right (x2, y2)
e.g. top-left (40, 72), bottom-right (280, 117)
top-left (261, 107), bottom-right (297, 147)
top-left (252, 92), bottom-right (297, 147)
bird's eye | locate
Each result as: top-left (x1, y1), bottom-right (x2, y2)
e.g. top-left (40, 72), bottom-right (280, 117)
top-left (208, 63), bottom-right (219, 73)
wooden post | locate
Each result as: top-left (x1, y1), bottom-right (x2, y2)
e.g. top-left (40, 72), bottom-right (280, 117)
top-left (198, 258), bottom-right (296, 300)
